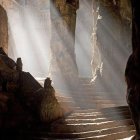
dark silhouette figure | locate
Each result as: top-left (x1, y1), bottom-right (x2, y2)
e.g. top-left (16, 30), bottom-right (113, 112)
top-left (16, 57), bottom-right (23, 71)
top-left (44, 77), bottom-right (52, 89)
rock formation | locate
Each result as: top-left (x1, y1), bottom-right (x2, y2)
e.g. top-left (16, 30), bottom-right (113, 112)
top-left (0, 47), bottom-right (64, 128)
top-left (91, 0), bottom-right (132, 92)
top-left (125, 0), bottom-right (140, 139)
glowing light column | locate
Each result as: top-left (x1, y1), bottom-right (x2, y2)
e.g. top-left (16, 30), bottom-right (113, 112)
top-left (50, 0), bottom-right (79, 90)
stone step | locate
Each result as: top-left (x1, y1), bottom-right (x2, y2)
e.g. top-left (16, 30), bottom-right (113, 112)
top-left (55, 91), bottom-right (126, 101)
top-left (95, 104), bottom-right (126, 109)
top-left (58, 101), bottom-right (125, 109)
top-left (118, 136), bottom-right (134, 140)
top-left (75, 130), bottom-right (135, 140)
top-left (70, 113), bottom-right (125, 119)
top-left (67, 114), bottom-right (130, 120)
top-left (23, 130), bottom-right (135, 140)
top-left (51, 119), bottom-right (133, 133)
top-left (69, 110), bottom-right (130, 117)
top-left (22, 133), bottom-right (134, 140)
top-left (69, 107), bottom-right (130, 116)
top-left (56, 94), bottom-right (126, 104)
top-left (47, 125), bottom-right (135, 139)
top-left (59, 103), bottom-right (126, 110)
top-left (57, 96), bottom-right (125, 104)
top-left (64, 115), bottom-right (131, 124)
top-left (56, 95), bottom-right (118, 101)
top-left (73, 106), bottom-right (129, 113)
top-left (56, 89), bottom-right (121, 95)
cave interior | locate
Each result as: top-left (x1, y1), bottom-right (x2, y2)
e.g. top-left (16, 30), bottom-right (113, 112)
top-left (0, 0), bottom-right (139, 139)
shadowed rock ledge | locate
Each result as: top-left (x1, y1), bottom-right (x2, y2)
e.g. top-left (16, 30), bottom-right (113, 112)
top-left (0, 48), bottom-right (64, 129)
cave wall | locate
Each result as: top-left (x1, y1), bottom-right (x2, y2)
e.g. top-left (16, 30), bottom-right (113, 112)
top-left (131, 0), bottom-right (140, 51)
top-left (91, 0), bottom-right (132, 92)
top-left (0, 5), bottom-right (8, 53)
top-left (124, 0), bottom-right (140, 138)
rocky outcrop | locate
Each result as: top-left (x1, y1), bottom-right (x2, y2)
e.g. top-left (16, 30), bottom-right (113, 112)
top-left (125, 0), bottom-right (140, 139)
top-left (0, 48), bottom-right (64, 128)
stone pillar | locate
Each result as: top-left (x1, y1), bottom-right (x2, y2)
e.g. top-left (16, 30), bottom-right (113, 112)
top-left (50, 0), bottom-right (79, 89)
top-left (0, 5), bottom-right (8, 54)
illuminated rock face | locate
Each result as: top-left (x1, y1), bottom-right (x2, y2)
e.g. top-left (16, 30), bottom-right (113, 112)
top-left (91, 0), bottom-right (132, 92)
top-left (50, 0), bottom-right (79, 89)
top-left (0, 5), bottom-right (8, 54)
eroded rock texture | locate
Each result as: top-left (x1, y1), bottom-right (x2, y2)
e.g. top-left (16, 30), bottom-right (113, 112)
top-left (0, 5), bottom-right (8, 53)
top-left (125, 0), bottom-right (140, 139)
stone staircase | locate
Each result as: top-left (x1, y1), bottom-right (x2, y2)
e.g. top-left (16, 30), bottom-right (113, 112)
top-left (15, 107), bottom-right (134, 140)
top-left (49, 107), bottom-right (134, 140)
top-left (27, 77), bottom-right (135, 140)
top-left (0, 78), bottom-right (135, 140)
top-left (55, 77), bottom-right (127, 110)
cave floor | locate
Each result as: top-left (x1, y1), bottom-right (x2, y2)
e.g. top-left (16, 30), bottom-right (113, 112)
top-left (1, 78), bottom-right (135, 140)
top-left (36, 78), bottom-right (135, 140)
